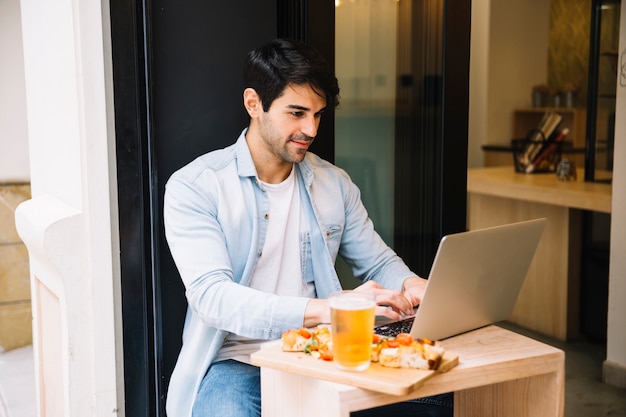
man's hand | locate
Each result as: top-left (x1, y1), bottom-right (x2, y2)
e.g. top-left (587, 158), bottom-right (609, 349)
top-left (401, 275), bottom-right (428, 307)
top-left (304, 276), bottom-right (428, 327)
top-left (353, 280), bottom-right (414, 321)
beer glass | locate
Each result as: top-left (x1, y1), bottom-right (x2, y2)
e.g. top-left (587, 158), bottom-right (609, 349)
top-left (328, 290), bottom-right (376, 371)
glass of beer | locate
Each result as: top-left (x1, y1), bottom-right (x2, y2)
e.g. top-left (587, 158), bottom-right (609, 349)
top-left (328, 290), bottom-right (376, 372)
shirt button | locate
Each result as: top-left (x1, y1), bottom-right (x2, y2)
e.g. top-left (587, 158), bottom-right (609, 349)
top-left (264, 213), bottom-right (269, 219)
top-left (258, 251), bottom-right (262, 257)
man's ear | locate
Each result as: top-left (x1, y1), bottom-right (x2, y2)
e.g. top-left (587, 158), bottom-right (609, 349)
top-left (243, 88), bottom-right (262, 118)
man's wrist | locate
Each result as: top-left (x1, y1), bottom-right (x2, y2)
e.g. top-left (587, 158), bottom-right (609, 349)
top-left (402, 275), bottom-right (427, 292)
top-left (303, 298), bottom-right (330, 327)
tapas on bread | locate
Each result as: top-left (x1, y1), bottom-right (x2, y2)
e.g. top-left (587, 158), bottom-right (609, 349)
top-left (280, 326), bottom-right (445, 371)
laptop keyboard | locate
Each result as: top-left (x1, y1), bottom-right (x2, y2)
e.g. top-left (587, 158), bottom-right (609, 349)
top-left (374, 316), bottom-right (415, 337)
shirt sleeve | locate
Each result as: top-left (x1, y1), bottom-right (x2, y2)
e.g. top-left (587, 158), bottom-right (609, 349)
top-left (163, 167), bottom-right (308, 340)
top-left (336, 170), bottom-right (417, 291)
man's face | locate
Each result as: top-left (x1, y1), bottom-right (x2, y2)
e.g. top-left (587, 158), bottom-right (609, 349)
top-left (257, 83), bottom-right (327, 164)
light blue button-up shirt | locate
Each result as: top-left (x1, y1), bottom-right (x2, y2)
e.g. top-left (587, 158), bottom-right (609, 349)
top-left (164, 129), bottom-right (416, 417)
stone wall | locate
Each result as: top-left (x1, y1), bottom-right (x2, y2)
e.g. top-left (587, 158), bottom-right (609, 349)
top-left (0, 184), bottom-right (32, 352)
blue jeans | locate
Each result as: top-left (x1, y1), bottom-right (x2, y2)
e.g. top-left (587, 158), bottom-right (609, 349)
top-left (191, 359), bottom-right (453, 417)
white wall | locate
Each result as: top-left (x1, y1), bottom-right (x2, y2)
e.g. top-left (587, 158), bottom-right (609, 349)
top-left (488, 0), bottom-right (550, 146)
top-left (0, 0), bottom-right (30, 182)
top-left (467, 0), bottom-right (490, 168)
top-left (605, 1), bottom-right (626, 389)
top-left (468, 0), bottom-right (550, 169)
top-left (15, 0), bottom-right (125, 415)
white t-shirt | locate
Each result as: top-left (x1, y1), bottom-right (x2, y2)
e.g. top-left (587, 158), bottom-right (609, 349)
top-left (215, 166), bottom-right (316, 363)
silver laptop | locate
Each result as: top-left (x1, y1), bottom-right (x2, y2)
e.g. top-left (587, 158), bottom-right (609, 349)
top-left (374, 218), bottom-right (547, 340)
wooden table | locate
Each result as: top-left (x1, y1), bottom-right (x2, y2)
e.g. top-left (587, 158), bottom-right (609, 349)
top-left (467, 166), bottom-right (612, 341)
top-left (251, 325), bottom-right (565, 417)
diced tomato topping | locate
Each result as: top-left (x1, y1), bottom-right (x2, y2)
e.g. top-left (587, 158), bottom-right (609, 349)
top-left (396, 333), bottom-right (414, 346)
top-left (298, 327), bottom-right (312, 339)
top-left (385, 339), bottom-right (400, 348)
top-left (319, 351), bottom-right (333, 361)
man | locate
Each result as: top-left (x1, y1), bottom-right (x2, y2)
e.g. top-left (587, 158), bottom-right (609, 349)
top-left (164, 38), bottom-right (452, 417)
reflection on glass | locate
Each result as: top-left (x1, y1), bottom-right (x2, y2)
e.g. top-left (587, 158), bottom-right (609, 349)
top-left (334, 0), bottom-right (447, 286)
top-left (335, 0), bottom-right (398, 246)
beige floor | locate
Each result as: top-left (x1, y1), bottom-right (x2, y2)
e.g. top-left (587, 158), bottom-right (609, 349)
top-left (1, 324), bottom-right (625, 417)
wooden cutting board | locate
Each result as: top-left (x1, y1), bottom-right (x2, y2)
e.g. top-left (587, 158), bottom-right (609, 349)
top-left (250, 341), bottom-right (459, 396)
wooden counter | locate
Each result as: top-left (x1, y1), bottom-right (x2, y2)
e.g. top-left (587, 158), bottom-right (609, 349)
top-left (467, 166), bottom-right (612, 341)
top-left (467, 166), bottom-right (611, 213)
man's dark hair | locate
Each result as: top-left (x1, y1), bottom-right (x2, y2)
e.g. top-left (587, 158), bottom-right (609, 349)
top-left (243, 38), bottom-right (340, 112)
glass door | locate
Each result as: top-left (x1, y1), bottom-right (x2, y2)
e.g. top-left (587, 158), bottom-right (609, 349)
top-left (334, 0), bottom-right (470, 286)
top-left (335, 0), bottom-right (398, 247)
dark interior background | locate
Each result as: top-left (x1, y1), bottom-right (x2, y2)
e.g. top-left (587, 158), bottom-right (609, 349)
top-left (150, 1), bottom-right (279, 413)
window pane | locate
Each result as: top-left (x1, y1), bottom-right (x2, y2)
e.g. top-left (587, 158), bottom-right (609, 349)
top-left (335, 0), bottom-right (398, 247)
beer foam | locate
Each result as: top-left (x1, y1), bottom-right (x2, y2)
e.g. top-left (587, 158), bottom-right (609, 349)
top-left (329, 297), bottom-right (375, 310)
